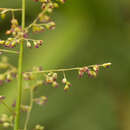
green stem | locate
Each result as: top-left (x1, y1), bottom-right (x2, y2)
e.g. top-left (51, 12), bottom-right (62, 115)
top-left (1, 100), bottom-right (14, 114)
top-left (14, 0), bottom-right (25, 129)
top-left (0, 49), bottom-right (19, 54)
top-left (24, 88), bottom-right (33, 130)
top-left (0, 8), bottom-right (22, 11)
top-left (25, 63), bottom-right (112, 74)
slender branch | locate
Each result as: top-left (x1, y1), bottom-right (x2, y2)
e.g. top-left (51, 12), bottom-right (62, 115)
top-left (25, 10), bottom-right (46, 31)
top-left (11, 10), bottom-right (15, 19)
top-left (24, 38), bottom-right (39, 41)
top-left (33, 23), bottom-right (47, 26)
top-left (14, 0), bottom-right (25, 129)
top-left (63, 71), bottom-right (66, 79)
top-left (1, 100), bottom-right (14, 114)
top-left (0, 8), bottom-right (22, 12)
top-left (0, 49), bottom-right (19, 54)
top-left (24, 88), bottom-right (34, 130)
top-left (0, 8), bottom-right (22, 16)
top-left (24, 63), bottom-right (112, 74)
top-left (25, 3), bottom-right (50, 31)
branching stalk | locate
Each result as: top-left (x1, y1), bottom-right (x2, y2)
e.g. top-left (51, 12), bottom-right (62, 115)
top-left (0, 8), bottom-right (22, 15)
top-left (25, 63), bottom-right (112, 74)
top-left (14, 0), bottom-right (25, 129)
top-left (0, 49), bottom-right (19, 54)
top-left (0, 8), bottom-right (22, 12)
top-left (24, 88), bottom-right (34, 130)
top-left (1, 100), bottom-right (14, 114)
top-left (25, 7), bottom-right (48, 31)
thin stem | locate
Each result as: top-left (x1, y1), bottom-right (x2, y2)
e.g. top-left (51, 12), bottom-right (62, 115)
top-left (0, 8), bottom-right (22, 15)
top-left (24, 88), bottom-right (33, 130)
top-left (25, 63), bottom-right (112, 74)
top-left (1, 100), bottom-right (14, 114)
top-left (0, 8), bottom-right (22, 11)
top-left (25, 10), bottom-right (45, 30)
top-left (14, 0), bottom-right (25, 129)
top-left (11, 10), bottom-right (15, 19)
top-left (0, 49), bottom-right (19, 54)
top-left (25, 3), bottom-right (50, 31)
top-left (63, 71), bottom-right (66, 79)
top-left (24, 38), bottom-right (40, 41)
top-left (33, 23), bottom-right (47, 26)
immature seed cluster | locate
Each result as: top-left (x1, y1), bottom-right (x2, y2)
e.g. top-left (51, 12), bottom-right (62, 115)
top-left (0, 96), bottom-right (5, 101)
top-left (25, 0), bottom-right (66, 48)
top-left (33, 96), bottom-right (48, 106)
top-left (23, 63), bottom-right (112, 92)
top-left (45, 72), bottom-right (58, 88)
top-left (0, 0), bottom-right (65, 49)
top-left (33, 124), bottom-right (45, 130)
top-left (0, 114), bottom-right (14, 128)
top-left (0, 17), bottom-right (24, 48)
top-left (0, 56), bottom-right (17, 86)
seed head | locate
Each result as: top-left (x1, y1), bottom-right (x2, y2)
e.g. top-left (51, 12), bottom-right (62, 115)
top-left (27, 41), bottom-right (32, 48)
top-left (103, 63), bottom-right (112, 68)
top-left (52, 73), bottom-right (57, 81)
top-left (62, 78), bottom-right (67, 84)
top-left (21, 105), bottom-right (31, 112)
top-left (52, 81), bottom-right (58, 88)
top-left (64, 84), bottom-right (70, 92)
top-left (3, 122), bottom-right (10, 128)
top-left (93, 65), bottom-right (99, 72)
top-left (1, 13), bottom-right (6, 19)
top-left (34, 96), bottom-right (48, 105)
top-left (0, 96), bottom-right (5, 101)
top-left (35, 124), bottom-right (45, 130)
top-left (87, 70), bottom-right (97, 78)
top-left (60, 0), bottom-right (66, 4)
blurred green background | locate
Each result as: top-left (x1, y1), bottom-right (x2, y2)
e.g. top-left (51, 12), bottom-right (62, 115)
top-left (0, 0), bottom-right (130, 130)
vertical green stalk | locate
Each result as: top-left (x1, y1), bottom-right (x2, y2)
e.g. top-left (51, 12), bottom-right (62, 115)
top-left (14, 0), bottom-right (25, 129)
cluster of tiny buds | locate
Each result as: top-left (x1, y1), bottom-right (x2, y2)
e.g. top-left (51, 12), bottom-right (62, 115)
top-left (62, 78), bottom-right (72, 91)
top-left (0, 18), bottom-right (28, 48)
top-left (0, 0), bottom-right (65, 49)
top-left (6, 18), bottom-right (28, 38)
top-left (6, 18), bottom-right (28, 39)
top-left (30, 0), bottom-right (60, 33)
top-left (12, 101), bottom-right (31, 113)
top-left (23, 66), bottom-right (43, 80)
top-left (33, 0), bottom-right (66, 4)
top-left (23, 63), bottom-right (111, 92)
top-left (0, 96), bottom-right (5, 102)
top-left (0, 114), bottom-right (13, 128)
top-left (0, 56), bottom-right (17, 86)
top-left (78, 66), bottom-right (97, 78)
top-left (45, 72), bottom-right (58, 88)
top-left (30, 0), bottom-right (66, 35)
top-left (6, 18), bottom-right (20, 36)
top-left (26, 39), bottom-right (43, 48)
top-left (78, 63), bottom-right (111, 78)
top-left (23, 67), bottom-right (71, 92)
top-left (23, 72), bottom-right (34, 80)
top-left (0, 38), bottom-right (20, 48)
top-left (33, 96), bottom-right (48, 106)
top-left (12, 100), bottom-right (16, 108)
top-left (21, 105), bottom-right (31, 112)
top-left (33, 124), bottom-right (45, 130)
top-left (32, 22), bottom-right (56, 33)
